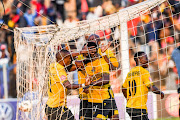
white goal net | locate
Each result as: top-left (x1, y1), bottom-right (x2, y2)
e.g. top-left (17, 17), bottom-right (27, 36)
top-left (14, 0), bottom-right (179, 119)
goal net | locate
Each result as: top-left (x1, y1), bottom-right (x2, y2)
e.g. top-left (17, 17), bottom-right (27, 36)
top-left (14, 0), bottom-right (179, 119)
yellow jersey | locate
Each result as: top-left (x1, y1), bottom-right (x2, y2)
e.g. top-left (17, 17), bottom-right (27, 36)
top-left (46, 62), bottom-right (68, 108)
top-left (77, 55), bottom-right (88, 100)
top-left (98, 48), bottom-right (119, 68)
top-left (85, 57), bottom-right (113, 103)
top-left (123, 66), bottom-right (153, 110)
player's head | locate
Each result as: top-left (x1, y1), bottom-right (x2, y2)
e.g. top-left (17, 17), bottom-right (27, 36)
top-left (134, 51), bottom-right (148, 68)
top-left (87, 34), bottom-right (101, 45)
top-left (83, 42), bottom-right (98, 58)
top-left (56, 49), bottom-right (71, 67)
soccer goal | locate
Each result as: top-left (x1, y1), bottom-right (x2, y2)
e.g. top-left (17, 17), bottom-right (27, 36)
top-left (14, 0), bottom-right (179, 119)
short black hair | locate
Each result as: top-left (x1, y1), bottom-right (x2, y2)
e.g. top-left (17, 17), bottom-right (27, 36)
top-left (178, 87), bottom-right (180, 94)
top-left (87, 42), bottom-right (98, 48)
top-left (134, 51), bottom-right (146, 62)
top-left (56, 49), bottom-right (70, 61)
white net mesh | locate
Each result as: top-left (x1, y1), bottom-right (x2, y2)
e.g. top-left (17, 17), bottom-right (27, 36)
top-left (14, 0), bottom-right (179, 119)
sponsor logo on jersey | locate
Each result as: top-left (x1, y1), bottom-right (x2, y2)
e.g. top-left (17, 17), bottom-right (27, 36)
top-left (60, 75), bottom-right (66, 81)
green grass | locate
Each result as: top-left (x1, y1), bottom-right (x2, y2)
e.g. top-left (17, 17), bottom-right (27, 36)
top-left (155, 117), bottom-right (179, 120)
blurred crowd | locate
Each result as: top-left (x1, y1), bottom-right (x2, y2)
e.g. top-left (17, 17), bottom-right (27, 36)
top-left (0, 0), bottom-right (179, 98)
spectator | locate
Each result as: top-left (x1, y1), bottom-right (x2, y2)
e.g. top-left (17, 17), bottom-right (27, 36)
top-left (86, 9), bottom-right (98, 20)
top-left (56, 13), bottom-right (63, 26)
top-left (0, 63), bottom-right (16, 98)
top-left (172, 45), bottom-right (180, 79)
top-left (0, 28), bottom-right (6, 44)
top-left (54, 0), bottom-right (67, 22)
top-left (0, 44), bottom-right (10, 60)
top-left (47, 3), bottom-right (56, 24)
top-left (159, 20), bottom-right (171, 49)
top-left (146, 22), bottom-right (158, 43)
top-left (17, 11), bottom-right (27, 28)
top-left (0, 44), bottom-right (15, 98)
top-left (24, 8), bottom-right (37, 26)
top-left (34, 11), bottom-right (49, 26)
top-left (81, 0), bottom-right (88, 15)
top-left (64, 16), bottom-right (78, 28)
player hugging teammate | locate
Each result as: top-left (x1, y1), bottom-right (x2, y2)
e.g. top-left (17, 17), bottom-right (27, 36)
top-left (45, 34), bottom-right (164, 120)
top-left (76, 37), bottom-right (119, 120)
top-left (45, 34), bottom-right (120, 120)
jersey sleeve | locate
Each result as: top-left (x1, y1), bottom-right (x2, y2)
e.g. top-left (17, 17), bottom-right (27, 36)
top-left (142, 69), bottom-right (153, 87)
top-left (50, 63), bottom-right (68, 84)
top-left (105, 49), bottom-right (119, 68)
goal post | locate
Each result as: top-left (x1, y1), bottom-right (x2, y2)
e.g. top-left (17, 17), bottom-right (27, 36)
top-left (14, 0), bottom-right (179, 119)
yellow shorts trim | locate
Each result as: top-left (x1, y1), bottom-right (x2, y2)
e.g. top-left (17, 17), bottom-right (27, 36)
top-left (80, 116), bottom-right (84, 120)
top-left (114, 110), bottom-right (119, 115)
top-left (96, 114), bottom-right (107, 119)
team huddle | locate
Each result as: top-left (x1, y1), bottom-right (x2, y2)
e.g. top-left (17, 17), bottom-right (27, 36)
top-left (45, 34), bottom-right (164, 120)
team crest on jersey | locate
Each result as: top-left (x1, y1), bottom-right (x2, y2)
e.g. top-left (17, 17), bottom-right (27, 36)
top-left (91, 67), bottom-right (96, 72)
top-left (60, 75), bottom-right (66, 81)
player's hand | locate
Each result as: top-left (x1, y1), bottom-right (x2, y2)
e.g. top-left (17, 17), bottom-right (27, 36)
top-left (81, 44), bottom-right (96, 54)
top-left (101, 41), bottom-right (112, 53)
top-left (83, 88), bottom-right (89, 94)
top-left (75, 61), bottom-right (84, 68)
top-left (160, 92), bottom-right (164, 99)
top-left (85, 76), bottom-right (92, 86)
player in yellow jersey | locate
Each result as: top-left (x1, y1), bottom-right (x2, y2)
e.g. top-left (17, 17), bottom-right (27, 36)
top-left (87, 34), bottom-right (119, 70)
top-left (71, 34), bottom-right (119, 119)
top-left (45, 49), bottom-right (90, 120)
top-left (122, 51), bottom-right (164, 120)
top-left (74, 34), bottom-right (119, 119)
top-left (80, 42), bottom-right (119, 120)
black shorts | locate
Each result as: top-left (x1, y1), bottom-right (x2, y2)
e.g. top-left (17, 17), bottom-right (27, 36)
top-left (126, 107), bottom-right (149, 120)
top-left (45, 104), bottom-right (74, 120)
top-left (79, 100), bottom-right (89, 120)
top-left (84, 99), bottom-right (119, 120)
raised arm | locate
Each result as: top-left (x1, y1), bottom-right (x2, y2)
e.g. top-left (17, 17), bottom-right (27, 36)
top-left (90, 73), bottom-right (109, 86)
top-left (101, 42), bottom-right (120, 70)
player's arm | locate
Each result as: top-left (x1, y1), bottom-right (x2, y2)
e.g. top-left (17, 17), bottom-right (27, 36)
top-left (148, 85), bottom-right (164, 99)
top-left (63, 80), bottom-right (90, 89)
top-left (68, 61), bottom-right (84, 72)
top-left (89, 73), bottom-right (110, 86)
top-left (83, 73), bottom-right (109, 93)
top-left (122, 78), bottom-right (128, 99)
top-left (101, 42), bottom-right (119, 70)
top-left (103, 55), bottom-right (119, 70)
top-left (68, 59), bottom-right (90, 72)
top-left (122, 86), bottom-right (127, 99)
top-left (143, 70), bottom-right (164, 99)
